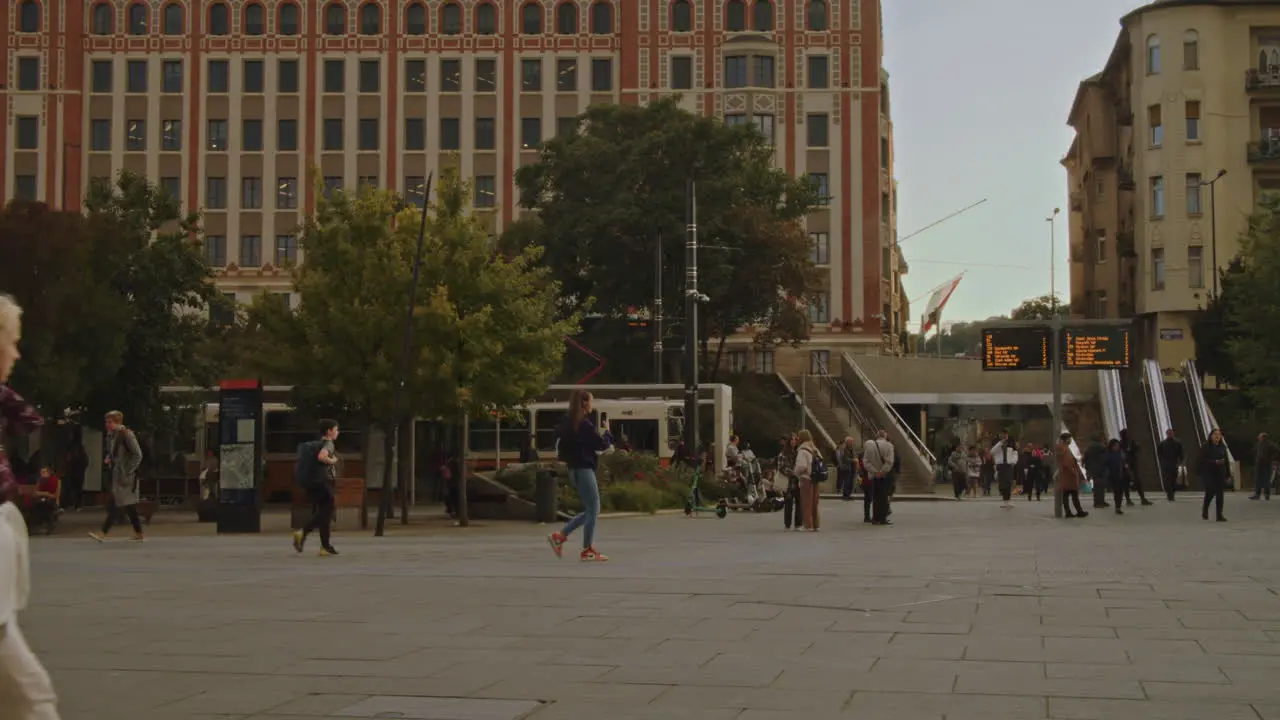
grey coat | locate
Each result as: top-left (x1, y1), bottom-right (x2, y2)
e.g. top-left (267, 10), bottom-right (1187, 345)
top-left (108, 427), bottom-right (143, 507)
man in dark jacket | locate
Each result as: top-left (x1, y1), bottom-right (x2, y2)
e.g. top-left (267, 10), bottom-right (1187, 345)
top-left (1157, 429), bottom-right (1184, 502)
top-left (1083, 434), bottom-right (1109, 509)
top-left (1250, 433), bottom-right (1276, 500)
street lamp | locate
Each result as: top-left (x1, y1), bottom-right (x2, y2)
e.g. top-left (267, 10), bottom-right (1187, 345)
top-left (1201, 169), bottom-right (1227, 298)
top-left (1046, 208), bottom-right (1061, 312)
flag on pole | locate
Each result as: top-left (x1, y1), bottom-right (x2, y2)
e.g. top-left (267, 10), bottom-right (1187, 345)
top-left (920, 273), bottom-right (964, 334)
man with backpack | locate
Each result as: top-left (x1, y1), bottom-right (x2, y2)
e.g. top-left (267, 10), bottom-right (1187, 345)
top-left (292, 420), bottom-right (341, 557)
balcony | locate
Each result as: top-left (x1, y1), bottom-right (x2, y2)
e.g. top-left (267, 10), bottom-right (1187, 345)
top-left (1116, 106), bottom-right (1134, 126)
top-left (1247, 136), bottom-right (1280, 163)
top-left (1117, 229), bottom-right (1136, 258)
top-left (1117, 165), bottom-right (1135, 191)
top-left (1246, 68), bottom-right (1280, 93)
top-left (1069, 190), bottom-right (1083, 212)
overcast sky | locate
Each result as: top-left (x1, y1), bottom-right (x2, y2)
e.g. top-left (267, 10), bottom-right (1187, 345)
top-left (883, 0), bottom-right (1136, 325)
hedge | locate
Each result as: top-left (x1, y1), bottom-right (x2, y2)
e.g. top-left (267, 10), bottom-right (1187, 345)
top-left (494, 451), bottom-right (726, 514)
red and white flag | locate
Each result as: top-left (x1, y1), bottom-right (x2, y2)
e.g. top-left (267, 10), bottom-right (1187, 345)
top-left (920, 273), bottom-right (964, 334)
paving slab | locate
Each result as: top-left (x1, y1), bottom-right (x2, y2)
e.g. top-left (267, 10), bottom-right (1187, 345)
top-left (22, 496), bottom-right (1280, 719)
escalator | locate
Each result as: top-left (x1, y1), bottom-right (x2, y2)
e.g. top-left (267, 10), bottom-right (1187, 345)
top-left (1182, 359), bottom-right (1239, 486)
top-left (1142, 359), bottom-right (1175, 497)
top-left (1118, 369), bottom-right (1163, 498)
top-left (1164, 373), bottom-right (1202, 491)
top-left (839, 353), bottom-right (936, 494)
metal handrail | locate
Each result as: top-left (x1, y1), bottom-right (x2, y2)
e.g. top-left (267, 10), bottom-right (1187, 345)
top-left (841, 352), bottom-right (937, 465)
top-left (1141, 363), bottom-right (1167, 495)
top-left (810, 357), bottom-right (877, 439)
top-left (1183, 359), bottom-right (1236, 465)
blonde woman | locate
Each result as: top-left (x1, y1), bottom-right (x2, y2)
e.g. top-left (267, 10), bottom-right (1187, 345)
top-left (792, 429), bottom-right (822, 531)
top-left (0, 294), bottom-right (61, 719)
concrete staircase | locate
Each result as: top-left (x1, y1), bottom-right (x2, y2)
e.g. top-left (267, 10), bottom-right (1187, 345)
top-left (787, 376), bottom-right (867, 451)
top-left (838, 353), bottom-right (937, 495)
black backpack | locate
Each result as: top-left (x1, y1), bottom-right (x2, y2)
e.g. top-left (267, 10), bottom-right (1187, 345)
top-left (294, 440), bottom-right (325, 486)
top-left (555, 416), bottom-right (576, 463)
top-left (806, 447), bottom-right (829, 482)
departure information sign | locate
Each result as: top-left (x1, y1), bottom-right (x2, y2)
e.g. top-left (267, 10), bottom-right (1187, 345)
top-left (982, 327), bottom-right (1050, 371)
top-left (1061, 326), bottom-right (1131, 369)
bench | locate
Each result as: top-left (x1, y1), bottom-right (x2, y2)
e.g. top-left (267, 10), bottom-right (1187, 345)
top-left (290, 478), bottom-right (367, 530)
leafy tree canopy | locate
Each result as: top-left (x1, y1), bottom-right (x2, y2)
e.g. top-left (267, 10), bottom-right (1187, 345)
top-left (1192, 258), bottom-right (1245, 387)
top-left (508, 99), bottom-right (822, 381)
top-left (1010, 294), bottom-right (1070, 321)
top-left (1218, 197), bottom-right (1280, 421)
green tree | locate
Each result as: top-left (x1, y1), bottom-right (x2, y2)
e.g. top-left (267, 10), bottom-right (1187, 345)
top-left (1192, 258), bottom-right (1245, 387)
top-left (82, 172), bottom-right (229, 434)
top-left (509, 100), bottom-right (822, 382)
top-left (1221, 198), bottom-right (1280, 421)
top-left (252, 170), bottom-right (577, 528)
top-left (1010, 294), bottom-right (1070, 321)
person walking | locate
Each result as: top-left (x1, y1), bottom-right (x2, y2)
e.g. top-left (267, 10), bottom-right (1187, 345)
top-left (1120, 428), bottom-right (1153, 506)
top-left (793, 430), bottom-right (824, 531)
top-left (89, 411), bottom-right (145, 543)
top-left (777, 434), bottom-right (802, 530)
top-left (292, 420), bottom-right (342, 556)
top-left (0, 293), bottom-right (61, 719)
top-left (992, 432), bottom-right (1018, 508)
top-left (863, 430), bottom-right (895, 526)
top-left (1250, 432), bottom-right (1276, 501)
top-left (1020, 442), bottom-right (1044, 502)
top-left (837, 437), bottom-right (857, 500)
top-left (1201, 428), bottom-right (1230, 522)
top-left (1056, 433), bottom-right (1089, 519)
top-left (1157, 429), bottom-right (1184, 502)
top-left (1083, 434), bottom-right (1109, 508)
top-left (965, 446), bottom-right (981, 497)
top-left (547, 390), bottom-right (613, 561)
top-left (948, 445), bottom-right (968, 500)
top-left (1104, 439), bottom-right (1127, 515)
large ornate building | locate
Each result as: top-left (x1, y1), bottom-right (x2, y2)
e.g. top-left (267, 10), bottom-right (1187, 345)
top-left (3, 0), bottom-right (905, 370)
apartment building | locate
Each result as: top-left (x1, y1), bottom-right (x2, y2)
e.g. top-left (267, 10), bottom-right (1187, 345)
top-left (1063, 0), bottom-right (1280, 377)
top-left (2, 0), bottom-right (904, 370)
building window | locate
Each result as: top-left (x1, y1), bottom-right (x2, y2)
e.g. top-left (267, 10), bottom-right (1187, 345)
top-left (809, 232), bottom-right (829, 265)
top-left (241, 177), bottom-right (262, 209)
top-left (1185, 100), bottom-right (1200, 142)
top-left (245, 3), bottom-right (265, 34)
top-left (242, 119), bottom-right (263, 151)
top-left (808, 295), bottom-right (830, 324)
top-left (727, 351), bottom-right (748, 373)
top-left (405, 2), bottom-right (426, 34)
top-left (1096, 230), bottom-right (1107, 263)
top-left (325, 3), bottom-right (346, 34)
top-left (358, 118), bottom-right (379, 150)
top-left (1148, 104), bottom-right (1162, 147)
top-left (161, 119), bottom-right (182, 151)
top-left (440, 118), bottom-right (461, 150)
top-left (92, 61), bottom-right (113, 92)
top-left (475, 176), bottom-right (497, 207)
top-left (405, 60), bottom-right (426, 92)
top-left (475, 3), bottom-right (496, 34)
top-left (277, 177), bottom-right (298, 209)
top-left (522, 58), bottom-right (543, 91)
top-left (755, 350), bottom-right (774, 374)
top-left (808, 173), bottom-right (829, 206)
top-left (208, 2), bottom-right (229, 34)
top-left (161, 60), bottom-right (183, 93)
top-left (1151, 247), bottom-right (1166, 290)
top-left (807, 55), bottom-right (829, 89)
top-left (809, 349), bottom-right (831, 374)
top-left (590, 1), bottom-right (611, 33)
top-left (806, 0), bottom-right (826, 30)
top-left (123, 59), bottom-right (145, 92)
top-left (128, 2), bottom-right (148, 34)
top-left (547, 59), bottom-right (576, 92)
top-left (1183, 30), bottom-right (1199, 70)
top-left (358, 176), bottom-right (378, 190)
top-left (205, 236), bottom-right (227, 267)
top-left (752, 0), bottom-right (772, 30)
top-left (359, 2), bottom-right (381, 33)
top-left (18, 0), bottom-right (40, 32)
top-left (14, 117), bottom-right (38, 150)
top-left (725, 55), bottom-right (747, 88)
top-left (207, 59), bottom-right (229, 93)
top-left (476, 58), bottom-right (498, 91)
top-left (271, 235), bottom-right (296, 267)
top-left (725, 0), bottom-right (745, 31)
top-left (441, 59), bottom-right (462, 91)
top-left (1096, 178), bottom-right (1105, 199)
top-left (1150, 176), bottom-right (1165, 217)
top-left (724, 113), bottom-right (747, 127)
top-left (521, 117), bottom-right (543, 149)
top-left (206, 177), bottom-right (227, 209)
top-left (1096, 290), bottom-right (1108, 318)
top-left (161, 176), bottom-right (180, 204)
top-left (475, 117), bottom-right (496, 150)
top-left (208, 120), bottom-right (228, 150)
top-left (13, 176), bottom-right (36, 201)
top-left (161, 3), bottom-right (184, 34)
top-left (556, 2), bottom-right (577, 34)
top-left (521, 3), bottom-right (542, 34)
top-left (441, 3), bottom-right (462, 34)
top-left (405, 176), bottom-right (426, 207)
top-left (244, 60), bottom-right (265, 92)
top-left (591, 58), bottom-right (612, 91)
top-left (240, 235), bottom-right (263, 267)
top-left (405, 118), bottom-right (426, 150)
top-left (125, 119), bottom-right (146, 151)
top-left (557, 116), bottom-right (577, 137)
top-left (324, 59), bottom-right (344, 92)
top-left (1188, 246), bottom-right (1204, 288)
top-left (752, 55), bottom-right (775, 87)
top-left (359, 59), bottom-right (380, 93)
top-left (90, 119), bottom-right (111, 151)
top-left (323, 177), bottom-right (343, 197)
top-left (1147, 34), bottom-right (1161, 74)
top-left (323, 119), bottom-right (343, 151)
top-left (671, 56), bottom-right (692, 90)
top-left (279, 3), bottom-right (300, 35)
top-left (278, 119), bottom-right (298, 151)
top-left (672, 0), bottom-right (692, 31)
top-left (807, 113), bottom-right (829, 147)
top-left (752, 114), bottom-right (775, 145)
top-left (1186, 173), bottom-right (1202, 215)
top-left (278, 60), bottom-right (299, 92)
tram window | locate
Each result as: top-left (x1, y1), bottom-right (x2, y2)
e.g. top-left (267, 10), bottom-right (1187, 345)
top-left (610, 419), bottom-right (659, 454)
top-left (265, 410), bottom-right (362, 454)
top-left (535, 410), bottom-right (566, 451)
top-left (468, 412), bottom-right (530, 453)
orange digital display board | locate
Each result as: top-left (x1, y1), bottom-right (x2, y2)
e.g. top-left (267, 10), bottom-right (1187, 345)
top-left (1061, 326), bottom-right (1131, 369)
top-left (982, 327), bottom-right (1050, 371)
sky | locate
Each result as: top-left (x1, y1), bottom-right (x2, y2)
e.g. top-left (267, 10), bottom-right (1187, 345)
top-left (882, 0), bottom-right (1139, 326)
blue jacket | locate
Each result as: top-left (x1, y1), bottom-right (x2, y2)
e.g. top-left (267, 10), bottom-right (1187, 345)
top-left (1103, 450), bottom-right (1126, 485)
top-left (557, 417), bottom-right (613, 470)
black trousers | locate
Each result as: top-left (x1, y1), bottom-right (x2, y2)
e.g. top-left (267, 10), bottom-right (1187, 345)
top-left (1112, 483), bottom-right (1125, 510)
top-left (102, 497), bottom-right (142, 535)
top-left (951, 471), bottom-right (966, 499)
top-left (303, 484), bottom-right (335, 548)
top-left (1022, 471), bottom-right (1038, 500)
top-left (997, 465), bottom-right (1013, 501)
top-left (1062, 490), bottom-right (1085, 516)
top-left (838, 468), bottom-right (855, 499)
top-left (1092, 474), bottom-right (1109, 506)
top-left (1162, 466), bottom-right (1179, 501)
top-left (863, 480), bottom-right (873, 519)
top-left (783, 477), bottom-right (802, 528)
top-left (1203, 477), bottom-right (1225, 518)
top-left (871, 476), bottom-right (891, 523)
top-left (1124, 468), bottom-right (1148, 503)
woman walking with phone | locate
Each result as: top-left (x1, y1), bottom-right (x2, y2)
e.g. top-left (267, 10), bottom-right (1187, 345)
top-left (546, 390), bottom-right (613, 561)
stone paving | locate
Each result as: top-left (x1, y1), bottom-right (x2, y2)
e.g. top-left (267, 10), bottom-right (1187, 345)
top-left (23, 494), bottom-right (1280, 720)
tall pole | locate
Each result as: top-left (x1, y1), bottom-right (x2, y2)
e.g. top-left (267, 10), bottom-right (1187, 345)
top-left (375, 171), bottom-right (434, 536)
top-left (654, 234), bottom-right (663, 383)
top-left (1051, 314), bottom-right (1064, 519)
top-left (1202, 169), bottom-right (1226, 299)
top-left (1047, 207), bottom-right (1061, 312)
top-left (682, 178), bottom-right (700, 463)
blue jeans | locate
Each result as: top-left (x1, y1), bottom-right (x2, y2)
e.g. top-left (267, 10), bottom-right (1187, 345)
top-left (1255, 466), bottom-right (1274, 497)
top-left (562, 467), bottom-right (600, 549)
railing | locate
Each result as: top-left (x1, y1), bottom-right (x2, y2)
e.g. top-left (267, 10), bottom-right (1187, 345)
top-left (1143, 359), bottom-right (1173, 494)
top-left (1182, 359), bottom-right (1236, 465)
top-left (1247, 137), bottom-right (1280, 163)
top-left (811, 356), bottom-right (877, 440)
top-left (1246, 68), bottom-right (1280, 91)
top-left (841, 352), bottom-right (936, 467)
top-left (1097, 369), bottom-right (1128, 442)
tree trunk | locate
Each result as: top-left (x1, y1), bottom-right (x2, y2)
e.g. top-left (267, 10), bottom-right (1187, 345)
top-left (374, 418), bottom-right (395, 536)
top-left (456, 417), bottom-right (470, 527)
top-left (707, 331), bottom-right (729, 383)
top-left (398, 415), bottom-right (413, 524)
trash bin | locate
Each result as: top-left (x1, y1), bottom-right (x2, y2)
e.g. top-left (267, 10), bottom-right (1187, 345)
top-left (535, 468), bottom-right (558, 523)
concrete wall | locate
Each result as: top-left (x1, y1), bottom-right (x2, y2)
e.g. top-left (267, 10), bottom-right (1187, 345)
top-left (852, 356), bottom-right (1099, 398)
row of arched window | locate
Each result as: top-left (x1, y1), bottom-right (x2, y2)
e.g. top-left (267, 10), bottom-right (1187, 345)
top-left (68, 0), bottom-right (832, 38)
top-left (1145, 30), bottom-right (1200, 75)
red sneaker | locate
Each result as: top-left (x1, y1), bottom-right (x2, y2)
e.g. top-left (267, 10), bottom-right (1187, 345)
top-left (580, 547), bottom-right (609, 562)
top-left (546, 532), bottom-right (566, 558)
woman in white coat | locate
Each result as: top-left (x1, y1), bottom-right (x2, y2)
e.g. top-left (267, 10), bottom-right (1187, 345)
top-left (0, 294), bottom-right (60, 719)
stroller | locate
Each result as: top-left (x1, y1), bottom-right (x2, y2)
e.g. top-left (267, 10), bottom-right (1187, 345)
top-left (19, 469), bottom-right (63, 535)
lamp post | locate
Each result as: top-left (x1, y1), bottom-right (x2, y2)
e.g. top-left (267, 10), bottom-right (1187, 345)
top-left (1046, 207), bottom-right (1062, 519)
top-left (1201, 169), bottom-right (1227, 298)
top-left (682, 178), bottom-right (700, 464)
top-left (1046, 207), bottom-right (1061, 312)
